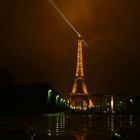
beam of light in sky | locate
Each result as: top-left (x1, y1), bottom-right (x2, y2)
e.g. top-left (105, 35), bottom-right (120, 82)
top-left (48, 0), bottom-right (81, 37)
top-left (48, 0), bottom-right (88, 47)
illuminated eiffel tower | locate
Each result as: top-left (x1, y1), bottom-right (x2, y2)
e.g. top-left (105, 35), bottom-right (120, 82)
top-left (69, 36), bottom-right (94, 110)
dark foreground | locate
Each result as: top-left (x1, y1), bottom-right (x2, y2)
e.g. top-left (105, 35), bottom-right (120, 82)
top-left (0, 113), bottom-right (139, 140)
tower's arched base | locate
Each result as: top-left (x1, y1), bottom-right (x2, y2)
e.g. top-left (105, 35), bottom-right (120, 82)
top-left (68, 95), bottom-right (94, 111)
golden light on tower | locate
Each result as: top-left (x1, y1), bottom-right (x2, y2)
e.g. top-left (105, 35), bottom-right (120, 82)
top-left (89, 99), bottom-right (94, 108)
top-left (76, 39), bottom-right (84, 77)
top-left (72, 38), bottom-right (88, 95)
top-left (70, 37), bottom-right (94, 110)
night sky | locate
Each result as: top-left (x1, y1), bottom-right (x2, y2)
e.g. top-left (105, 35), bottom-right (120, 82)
top-left (0, 0), bottom-right (140, 97)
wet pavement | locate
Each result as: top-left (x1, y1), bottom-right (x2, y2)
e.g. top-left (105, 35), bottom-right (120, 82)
top-left (0, 113), bottom-right (139, 140)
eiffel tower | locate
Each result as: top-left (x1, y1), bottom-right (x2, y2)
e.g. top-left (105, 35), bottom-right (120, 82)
top-left (69, 36), bottom-right (94, 110)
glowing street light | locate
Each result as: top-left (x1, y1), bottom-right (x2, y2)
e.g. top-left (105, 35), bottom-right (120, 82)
top-left (60, 98), bottom-right (63, 103)
top-left (47, 89), bottom-right (52, 103)
top-left (60, 98), bottom-right (64, 107)
top-left (56, 95), bottom-right (59, 105)
top-left (129, 99), bottom-right (134, 104)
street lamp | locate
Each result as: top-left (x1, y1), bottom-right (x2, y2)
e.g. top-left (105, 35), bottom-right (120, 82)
top-left (47, 89), bottom-right (52, 103)
top-left (60, 98), bottom-right (63, 107)
top-left (129, 99), bottom-right (134, 104)
top-left (56, 95), bottom-right (59, 105)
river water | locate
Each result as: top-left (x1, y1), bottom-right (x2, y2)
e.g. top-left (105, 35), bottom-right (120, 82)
top-left (0, 113), bottom-right (139, 140)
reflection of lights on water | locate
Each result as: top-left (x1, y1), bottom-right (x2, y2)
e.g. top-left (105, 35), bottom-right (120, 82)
top-left (129, 115), bottom-right (133, 126)
top-left (56, 128), bottom-right (59, 133)
top-left (88, 115), bottom-right (92, 119)
top-left (75, 134), bottom-right (85, 140)
top-left (48, 129), bottom-right (52, 136)
top-left (111, 117), bottom-right (114, 132)
top-left (55, 114), bottom-right (65, 135)
top-left (48, 133), bottom-right (51, 136)
top-left (83, 128), bottom-right (87, 133)
top-left (107, 117), bottom-right (110, 125)
top-left (130, 120), bottom-right (133, 126)
top-left (56, 123), bottom-right (59, 128)
top-left (107, 116), bottom-right (114, 132)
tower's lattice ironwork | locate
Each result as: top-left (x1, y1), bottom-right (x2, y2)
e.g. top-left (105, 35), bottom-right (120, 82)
top-left (72, 38), bottom-right (88, 95)
top-left (69, 37), bottom-right (94, 110)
